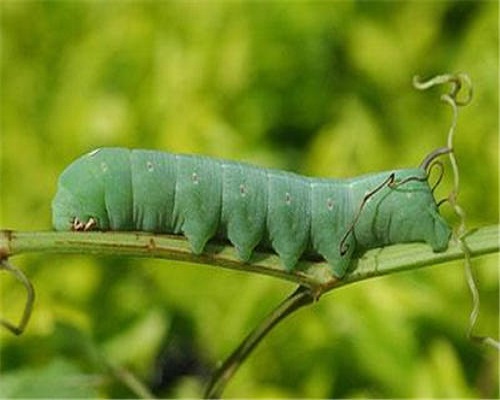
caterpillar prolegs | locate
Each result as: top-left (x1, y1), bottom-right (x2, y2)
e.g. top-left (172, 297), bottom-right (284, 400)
top-left (52, 148), bottom-right (451, 278)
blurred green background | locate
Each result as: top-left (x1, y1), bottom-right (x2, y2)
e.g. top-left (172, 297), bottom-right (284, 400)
top-left (0, 1), bottom-right (498, 398)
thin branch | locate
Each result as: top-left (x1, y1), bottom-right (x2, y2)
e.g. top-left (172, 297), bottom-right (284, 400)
top-left (204, 285), bottom-right (315, 399)
top-left (0, 258), bottom-right (35, 335)
top-left (338, 225), bottom-right (499, 288)
top-left (0, 230), bottom-right (335, 289)
top-left (0, 226), bottom-right (498, 292)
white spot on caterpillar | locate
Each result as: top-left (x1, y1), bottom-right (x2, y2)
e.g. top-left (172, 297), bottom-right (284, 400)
top-left (192, 172), bottom-right (199, 184)
top-left (239, 184), bottom-right (247, 197)
top-left (327, 198), bottom-right (334, 210)
top-left (88, 149), bottom-right (101, 157)
top-left (100, 162), bottom-right (108, 172)
top-left (285, 192), bottom-right (292, 205)
top-left (146, 161), bottom-right (154, 172)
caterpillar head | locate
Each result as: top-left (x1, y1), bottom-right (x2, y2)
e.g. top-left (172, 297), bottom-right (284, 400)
top-left (52, 150), bottom-right (109, 231)
top-left (52, 186), bottom-right (106, 231)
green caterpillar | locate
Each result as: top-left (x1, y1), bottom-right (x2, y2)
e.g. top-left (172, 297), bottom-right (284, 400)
top-left (52, 147), bottom-right (451, 277)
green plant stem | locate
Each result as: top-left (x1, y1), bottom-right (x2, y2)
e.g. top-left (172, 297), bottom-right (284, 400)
top-left (0, 225), bottom-right (497, 290)
top-left (204, 285), bottom-right (315, 399)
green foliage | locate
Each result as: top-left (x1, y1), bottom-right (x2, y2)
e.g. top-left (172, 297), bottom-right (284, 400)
top-left (0, 358), bottom-right (100, 398)
top-left (1, 1), bottom-right (498, 398)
